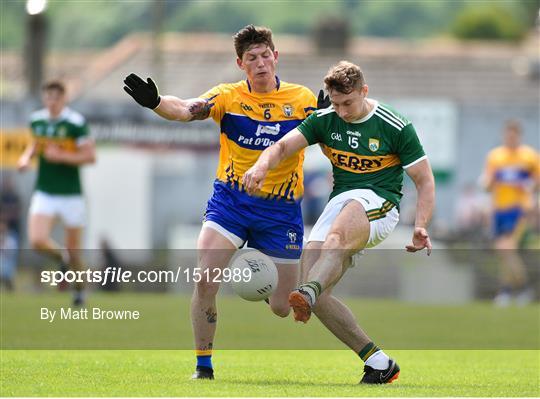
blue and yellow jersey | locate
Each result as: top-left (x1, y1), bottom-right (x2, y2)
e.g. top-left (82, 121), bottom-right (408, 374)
top-left (200, 78), bottom-right (316, 201)
top-left (485, 145), bottom-right (540, 211)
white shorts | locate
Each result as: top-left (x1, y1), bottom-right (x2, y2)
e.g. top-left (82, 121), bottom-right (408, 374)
top-left (308, 189), bottom-right (399, 249)
top-left (29, 191), bottom-right (86, 228)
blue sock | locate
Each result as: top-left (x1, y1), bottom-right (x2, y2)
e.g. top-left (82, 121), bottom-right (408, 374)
top-left (196, 355), bottom-right (212, 369)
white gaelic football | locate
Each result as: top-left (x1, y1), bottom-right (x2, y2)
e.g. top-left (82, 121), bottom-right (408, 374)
top-left (229, 250), bottom-right (278, 301)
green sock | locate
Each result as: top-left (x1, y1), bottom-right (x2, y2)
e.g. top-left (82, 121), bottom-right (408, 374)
top-left (358, 342), bottom-right (380, 362)
top-left (299, 281), bottom-right (322, 305)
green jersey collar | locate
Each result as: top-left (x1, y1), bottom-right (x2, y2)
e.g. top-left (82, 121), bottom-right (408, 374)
top-left (350, 100), bottom-right (379, 124)
top-left (41, 107), bottom-right (71, 122)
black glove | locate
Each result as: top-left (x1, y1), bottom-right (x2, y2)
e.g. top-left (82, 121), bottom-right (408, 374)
top-left (317, 89), bottom-right (330, 109)
top-left (123, 73), bottom-right (161, 109)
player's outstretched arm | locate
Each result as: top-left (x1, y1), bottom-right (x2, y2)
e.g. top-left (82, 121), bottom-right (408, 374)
top-left (405, 158), bottom-right (435, 255)
top-left (17, 141), bottom-right (37, 171)
top-left (243, 129), bottom-right (309, 195)
top-left (156, 95), bottom-right (215, 122)
top-left (123, 73), bottom-right (215, 122)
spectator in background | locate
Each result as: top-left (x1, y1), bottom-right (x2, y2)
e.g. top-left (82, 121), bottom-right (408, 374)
top-left (303, 171), bottom-right (332, 225)
top-left (454, 182), bottom-right (490, 240)
top-left (99, 237), bottom-right (120, 292)
top-left (0, 221), bottom-right (18, 290)
top-left (0, 175), bottom-right (21, 237)
top-left (0, 175), bottom-right (21, 290)
top-left (481, 120), bottom-right (540, 306)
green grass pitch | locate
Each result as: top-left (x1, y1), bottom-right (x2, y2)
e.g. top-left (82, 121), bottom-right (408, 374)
top-left (1, 349), bottom-right (538, 396)
top-left (1, 292), bottom-right (538, 396)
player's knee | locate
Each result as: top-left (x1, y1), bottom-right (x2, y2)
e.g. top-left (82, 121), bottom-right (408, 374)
top-left (270, 302), bottom-right (290, 318)
top-left (194, 278), bottom-right (220, 298)
top-left (322, 231), bottom-right (345, 251)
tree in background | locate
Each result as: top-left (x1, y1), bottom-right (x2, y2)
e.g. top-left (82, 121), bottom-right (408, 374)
top-left (2, 1), bottom-right (538, 51)
top-left (450, 5), bottom-right (529, 41)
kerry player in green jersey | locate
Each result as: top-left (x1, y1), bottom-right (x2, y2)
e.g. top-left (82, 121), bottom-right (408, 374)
top-left (18, 80), bottom-right (96, 306)
top-left (244, 61), bottom-right (435, 384)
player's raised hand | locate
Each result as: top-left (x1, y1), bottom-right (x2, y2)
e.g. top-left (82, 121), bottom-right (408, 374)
top-left (242, 163), bottom-right (269, 195)
top-left (317, 89), bottom-right (330, 109)
top-left (123, 73), bottom-right (161, 109)
top-left (406, 227), bottom-right (432, 256)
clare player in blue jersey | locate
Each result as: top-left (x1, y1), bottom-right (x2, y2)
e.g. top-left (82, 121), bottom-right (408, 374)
top-left (124, 25), bottom-right (317, 380)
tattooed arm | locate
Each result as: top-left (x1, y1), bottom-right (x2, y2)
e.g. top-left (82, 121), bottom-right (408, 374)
top-left (123, 74), bottom-right (217, 122)
top-left (154, 95), bottom-right (216, 122)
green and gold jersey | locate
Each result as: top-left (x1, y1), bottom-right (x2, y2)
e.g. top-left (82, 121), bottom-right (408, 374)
top-left (298, 100), bottom-right (426, 206)
top-left (30, 107), bottom-right (89, 195)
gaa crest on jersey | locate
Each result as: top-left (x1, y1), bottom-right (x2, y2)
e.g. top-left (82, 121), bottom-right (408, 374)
top-left (287, 229), bottom-right (297, 243)
top-left (282, 104), bottom-right (294, 117)
top-left (57, 126), bottom-right (67, 138)
top-left (368, 138), bottom-right (380, 152)
top-left (286, 229), bottom-right (300, 250)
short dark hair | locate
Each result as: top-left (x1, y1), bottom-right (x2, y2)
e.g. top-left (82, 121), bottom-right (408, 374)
top-left (324, 61), bottom-right (366, 94)
top-left (42, 80), bottom-right (66, 94)
top-left (233, 25), bottom-right (275, 59)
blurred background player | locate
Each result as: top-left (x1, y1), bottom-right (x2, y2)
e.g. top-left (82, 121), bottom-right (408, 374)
top-left (0, 221), bottom-right (18, 290)
top-left (481, 120), bottom-right (540, 306)
top-left (17, 80), bottom-right (96, 306)
top-left (0, 176), bottom-right (22, 240)
top-left (123, 25), bottom-right (317, 380)
top-left (244, 61), bottom-right (435, 384)
top-left (0, 176), bottom-right (21, 289)
top-left (453, 182), bottom-right (490, 243)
